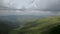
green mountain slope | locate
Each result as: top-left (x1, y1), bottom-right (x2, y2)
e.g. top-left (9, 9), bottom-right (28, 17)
top-left (9, 16), bottom-right (60, 34)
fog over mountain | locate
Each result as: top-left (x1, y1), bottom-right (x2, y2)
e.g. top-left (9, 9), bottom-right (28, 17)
top-left (0, 9), bottom-right (59, 16)
top-left (0, 0), bottom-right (60, 34)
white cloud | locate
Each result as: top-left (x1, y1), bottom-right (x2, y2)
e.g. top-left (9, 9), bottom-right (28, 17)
top-left (3, 0), bottom-right (34, 9)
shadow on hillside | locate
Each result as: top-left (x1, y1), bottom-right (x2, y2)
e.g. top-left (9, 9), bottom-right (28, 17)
top-left (42, 24), bottom-right (60, 34)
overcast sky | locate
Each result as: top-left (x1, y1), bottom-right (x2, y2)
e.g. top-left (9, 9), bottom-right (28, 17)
top-left (1, 0), bottom-right (60, 10)
top-left (0, 0), bottom-right (60, 15)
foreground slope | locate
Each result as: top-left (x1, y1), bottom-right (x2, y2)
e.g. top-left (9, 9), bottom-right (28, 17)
top-left (9, 16), bottom-right (60, 34)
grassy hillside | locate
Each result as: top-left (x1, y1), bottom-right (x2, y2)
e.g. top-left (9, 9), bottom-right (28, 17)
top-left (9, 16), bottom-right (60, 34)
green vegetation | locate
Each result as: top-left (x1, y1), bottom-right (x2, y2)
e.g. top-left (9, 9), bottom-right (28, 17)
top-left (8, 16), bottom-right (60, 34)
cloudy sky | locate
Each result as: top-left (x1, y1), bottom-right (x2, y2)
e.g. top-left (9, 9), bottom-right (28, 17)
top-left (1, 0), bottom-right (60, 10)
top-left (0, 0), bottom-right (60, 15)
